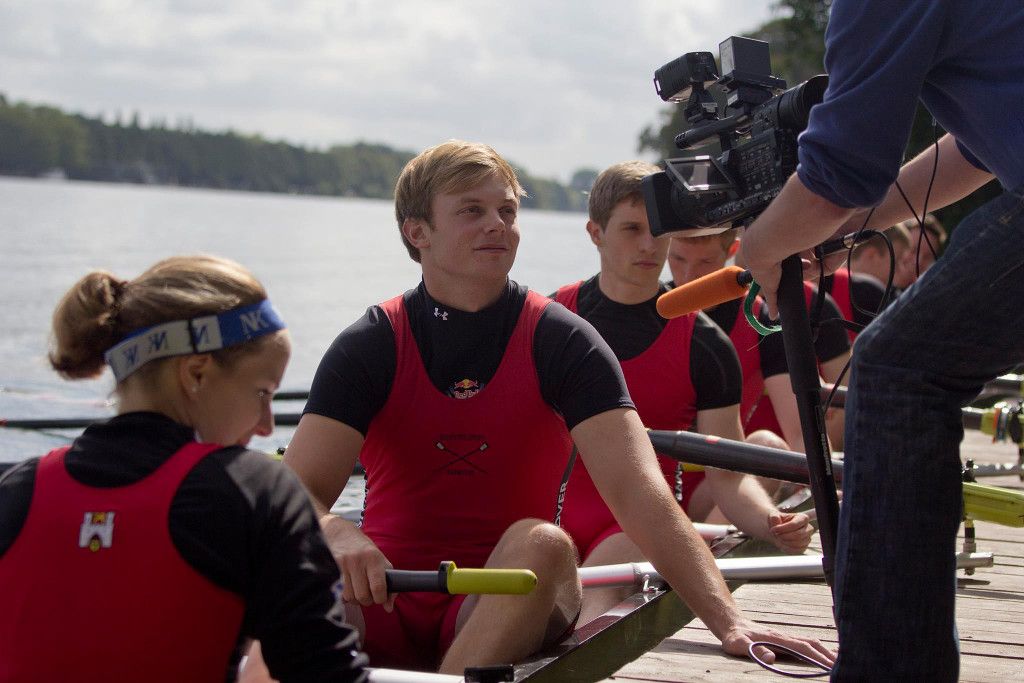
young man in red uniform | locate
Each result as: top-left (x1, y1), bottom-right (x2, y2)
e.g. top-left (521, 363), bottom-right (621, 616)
top-left (893, 214), bottom-right (946, 290)
top-left (552, 161), bottom-right (812, 623)
top-left (283, 141), bottom-right (833, 673)
top-left (818, 228), bottom-right (902, 341)
top-left (668, 231), bottom-right (803, 450)
top-left (670, 231), bottom-right (852, 450)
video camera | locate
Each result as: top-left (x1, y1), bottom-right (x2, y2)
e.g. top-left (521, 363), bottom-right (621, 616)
top-left (642, 36), bottom-right (827, 236)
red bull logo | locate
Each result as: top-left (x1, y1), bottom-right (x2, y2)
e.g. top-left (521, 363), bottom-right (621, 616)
top-left (449, 378), bottom-right (482, 399)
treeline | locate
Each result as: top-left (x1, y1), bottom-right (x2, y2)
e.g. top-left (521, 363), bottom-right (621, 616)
top-left (0, 93), bottom-right (588, 212)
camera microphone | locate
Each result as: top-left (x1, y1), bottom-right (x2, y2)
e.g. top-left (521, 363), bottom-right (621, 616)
top-left (657, 266), bottom-right (753, 319)
top-left (656, 231), bottom-right (880, 320)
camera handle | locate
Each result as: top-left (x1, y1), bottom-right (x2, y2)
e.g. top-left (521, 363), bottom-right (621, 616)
top-left (776, 254), bottom-right (842, 595)
top-left (675, 111), bottom-right (751, 150)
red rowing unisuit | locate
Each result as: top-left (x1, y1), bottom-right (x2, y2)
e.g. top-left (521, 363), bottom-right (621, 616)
top-left (829, 268), bottom-right (857, 341)
top-left (0, 443), bottom-right (244, 683)
top-left (553, 282), bottom-right (699, 558)
top-left (747, 283), bottom-right (826, 436)
top-left (358, 290), bottom-right (574, 670)
top-left (729, 294), bottom-right (767, 431)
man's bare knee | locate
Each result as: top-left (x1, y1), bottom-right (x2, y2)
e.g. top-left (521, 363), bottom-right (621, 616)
top-left (493, 519), bottom-right (578, 572)
top-left (745, 429), bottom-right (790, 450)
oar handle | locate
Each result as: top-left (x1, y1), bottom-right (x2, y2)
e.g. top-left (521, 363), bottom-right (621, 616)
top-left (385, 561), bottom-right (537, 595)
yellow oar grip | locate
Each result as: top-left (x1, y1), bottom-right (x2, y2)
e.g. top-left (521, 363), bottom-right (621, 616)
top-left (963, 481), bottom-right (1024, 527)
top-left (444, 562), bottom-right (537, 595)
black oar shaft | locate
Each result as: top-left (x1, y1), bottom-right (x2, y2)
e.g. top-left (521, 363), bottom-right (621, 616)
top-left (1, 413), bottom-right (305, 430)
top-left (648, 429), bottom-right (845, 485)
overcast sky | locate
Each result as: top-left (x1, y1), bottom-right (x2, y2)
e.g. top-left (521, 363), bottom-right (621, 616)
top-left (0, 1), bottom-right (780, 181)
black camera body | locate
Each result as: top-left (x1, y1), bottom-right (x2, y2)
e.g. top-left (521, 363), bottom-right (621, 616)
top-left (643, 36), bottom-right (828, 236)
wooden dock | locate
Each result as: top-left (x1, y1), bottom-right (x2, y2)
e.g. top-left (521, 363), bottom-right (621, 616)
top-left (608, 430), bottom-right (1024, 681)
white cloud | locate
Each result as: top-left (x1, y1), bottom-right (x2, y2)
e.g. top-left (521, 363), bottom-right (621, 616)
top-left (0, 0), bottom-right (779, 180)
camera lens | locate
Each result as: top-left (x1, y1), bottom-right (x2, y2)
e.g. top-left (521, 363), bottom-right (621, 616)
top-left (775, 75), bottom-right (828, 129)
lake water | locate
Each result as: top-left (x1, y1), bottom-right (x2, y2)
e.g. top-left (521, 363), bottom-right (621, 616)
top-left (0, 176), bottom-right (628, 462)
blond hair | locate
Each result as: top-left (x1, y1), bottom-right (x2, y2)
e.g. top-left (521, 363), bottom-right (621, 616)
top-left (394, 140), bottom-right (525, 262)
top-left (50, 255), bottom-right (269, 380)
top-left (588, 161), bottom-right (661, 229)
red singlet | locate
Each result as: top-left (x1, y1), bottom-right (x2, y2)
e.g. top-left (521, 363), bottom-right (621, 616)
top-left (829, 267), bottom-right (858, 341)
top-left (358, 290), bottom-right (574, 669)
top-left (0, 444), bottom-right (244, 683)
top-left (729, 295), bottom-right (767, 431)
top-left (747, 283), bottom-right (828, 437)
top-left (553, 282), bottom-right (699, 559)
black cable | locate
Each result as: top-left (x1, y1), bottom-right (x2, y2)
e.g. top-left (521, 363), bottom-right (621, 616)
top-left (748, 641), bottom-right (833, 678)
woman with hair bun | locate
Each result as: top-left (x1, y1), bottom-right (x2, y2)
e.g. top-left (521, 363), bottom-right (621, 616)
top-left (0, 255), bottom-right (368, 682)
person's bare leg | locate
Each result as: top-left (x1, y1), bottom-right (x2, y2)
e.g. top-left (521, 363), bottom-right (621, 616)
top-left (438, 518), bottom-right (581, 674)
top-left (744, 429), bottom-right (798, 500)
top-left (577, 532), bottom-right (646, 626)
top-left (685, 478), bottom-right (716, 522)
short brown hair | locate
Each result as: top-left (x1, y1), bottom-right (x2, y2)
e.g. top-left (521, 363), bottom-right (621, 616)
top-left (588, 160), bottom-right (660, 229)
top-left (50, 255), bottom-right (269, 381)
top-left (394, 140), bottom-right (525, 262)
top-left (674, 227), bottom-right (738, 252)
top-left (899, 213), bottom-right (946, 246)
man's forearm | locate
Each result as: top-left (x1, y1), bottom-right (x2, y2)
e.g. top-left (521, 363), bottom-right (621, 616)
top-left (705, 468), bottom-right (775, 541)
top-left (624, 484), bottom-right (746, 638)
top-left (320, 512), bottom-right (367, 551)
top-left (574, 410), bottom-right (746, 638)
top-left (838, 134), bottom-right (995, 233)
top-left (743, 174), bottom-right (855, 268)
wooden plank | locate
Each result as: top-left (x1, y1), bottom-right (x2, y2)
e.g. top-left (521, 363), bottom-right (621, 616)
top-left (604, 431), bottom-right (1024, 680)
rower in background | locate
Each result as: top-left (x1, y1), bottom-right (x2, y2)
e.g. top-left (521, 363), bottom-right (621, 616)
top-left (0, 255), bottom-right (367, 683)
top-left (819, 223), bottom-right (906, 341)
top-left (552, 161), bottom-right (812, 624)
top-left (281, 141), bottom-right (834, 674)
top-left (726, 231), bottom-right (852, 450)
top-left (669, 230), bottom-right (804, 452)
top-left (893, 213), bottom-right (946, 291)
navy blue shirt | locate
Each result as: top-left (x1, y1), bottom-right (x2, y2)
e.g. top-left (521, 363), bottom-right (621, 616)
top-left (798, 0), bottom-right (1024, 207)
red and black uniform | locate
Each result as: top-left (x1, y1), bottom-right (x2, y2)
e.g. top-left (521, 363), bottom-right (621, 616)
top-left (305, 279), bottom-right (632, 670)
top-left (0, 413), bottom-right (366, 683)
top-left (743, 284), bottom-right (851, 437)
top-left (552, 277), bottom-right (741, 558)
top-left (821, 267), bottom-right (889, 340)
top-left (703, 296), bottom-right (789, 434)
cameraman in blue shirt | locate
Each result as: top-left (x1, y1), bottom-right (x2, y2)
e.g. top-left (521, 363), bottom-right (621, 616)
top-left (738, 2), bottom-right (1024, 680)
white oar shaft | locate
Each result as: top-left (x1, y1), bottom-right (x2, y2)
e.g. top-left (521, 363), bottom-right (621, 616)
top-left (579, 552), bottom-right (994, 588)
top-left (369, 669), bottom-right (464, 682)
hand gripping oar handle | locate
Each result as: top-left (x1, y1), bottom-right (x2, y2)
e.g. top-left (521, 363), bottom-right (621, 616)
top-left (384, 561), bottom-right (537, 595)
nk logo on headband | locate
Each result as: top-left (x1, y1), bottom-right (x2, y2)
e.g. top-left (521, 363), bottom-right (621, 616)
top-left (240, 309), bottom-right (270, 335)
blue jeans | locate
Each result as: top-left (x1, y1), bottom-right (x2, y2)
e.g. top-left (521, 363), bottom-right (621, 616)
top-left (832, 187), bottom-right (1024, 681)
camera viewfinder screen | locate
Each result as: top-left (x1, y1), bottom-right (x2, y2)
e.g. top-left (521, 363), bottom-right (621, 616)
top-left (666, 157), bottom-right (733, 192)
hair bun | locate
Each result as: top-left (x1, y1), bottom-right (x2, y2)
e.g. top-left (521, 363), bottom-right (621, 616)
top-left (49, 271), bottom-right (126, 379)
